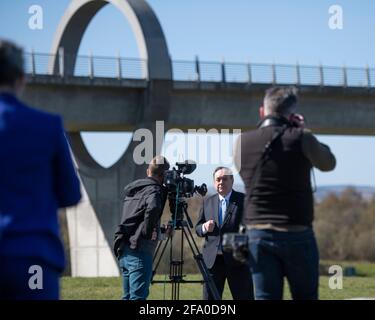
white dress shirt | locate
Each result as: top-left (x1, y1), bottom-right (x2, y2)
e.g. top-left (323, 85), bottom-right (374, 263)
top-left (202, 190), bottom-right (232, 234)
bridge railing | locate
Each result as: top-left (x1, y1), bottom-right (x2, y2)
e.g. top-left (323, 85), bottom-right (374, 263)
top-left (24, 51), bottom-right (146, 80)
top-left (24, 51), bottom-right (374, 88)
top-left (172, 59), bottom-right (374, 88)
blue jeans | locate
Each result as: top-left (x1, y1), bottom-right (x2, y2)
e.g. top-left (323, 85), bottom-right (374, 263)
top-left (247, 228), bottom-right (319, 300)
top-left (119, 245), bottom-right (154, 300)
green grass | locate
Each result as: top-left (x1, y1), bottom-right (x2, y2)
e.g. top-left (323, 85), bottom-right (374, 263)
top-left (61, 265), bottom-right (375, 300)
top-left (320, 260), bottom-right (375, 278)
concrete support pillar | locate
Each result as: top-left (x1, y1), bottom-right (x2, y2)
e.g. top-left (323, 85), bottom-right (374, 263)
top-left (66, 79), bottom-right (171, 276)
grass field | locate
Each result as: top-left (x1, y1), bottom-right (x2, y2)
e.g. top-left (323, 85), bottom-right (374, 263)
top-left (61, 261), bottom-right (375, 300)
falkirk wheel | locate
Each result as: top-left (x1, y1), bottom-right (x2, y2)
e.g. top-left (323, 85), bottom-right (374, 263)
top-left (49, 0), bottom-right (172, 276)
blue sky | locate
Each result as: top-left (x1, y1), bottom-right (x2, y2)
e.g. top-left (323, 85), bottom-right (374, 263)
top-left (0, 0), bottom-right (374, 187)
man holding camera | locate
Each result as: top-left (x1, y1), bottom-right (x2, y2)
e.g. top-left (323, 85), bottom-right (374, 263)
top-left (195, 167), bottom-right (254, 300)
top-left (234, 86), bottom-right (336, 300)
top-left (114, 155), bottom-right (170, 300)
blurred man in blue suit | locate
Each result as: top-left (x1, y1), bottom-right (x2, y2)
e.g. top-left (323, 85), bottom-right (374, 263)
top-left (0, 39), bottom-right (82, 300)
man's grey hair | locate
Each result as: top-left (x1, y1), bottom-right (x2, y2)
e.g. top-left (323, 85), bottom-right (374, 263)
top-left (213, 166), bottom-right (234, 180)
top-left (0, 39), bottom-right (24, 86)
top-left (263, 86), bottom-right (298, 116)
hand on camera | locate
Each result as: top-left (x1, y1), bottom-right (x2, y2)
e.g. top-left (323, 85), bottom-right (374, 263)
top-left (165, 224), bottom-right (174, 237)
top-left (203, 220), bottom-right (215, 233)
top-left (289, 113), bottom-right (305, 128)
top-left (151, 228), bottom-right (158, 241)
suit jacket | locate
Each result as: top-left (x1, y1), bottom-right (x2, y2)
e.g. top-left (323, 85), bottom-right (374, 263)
top-left (195, 189), bottom-right (244, 268)
top-left (0, 93), bottom-right (81, 271)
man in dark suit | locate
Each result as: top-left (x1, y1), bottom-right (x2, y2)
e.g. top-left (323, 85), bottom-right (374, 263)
top-left (0, 39), bottom-right (81, 300)
top-left (196, 166), bottom-right (254, 300)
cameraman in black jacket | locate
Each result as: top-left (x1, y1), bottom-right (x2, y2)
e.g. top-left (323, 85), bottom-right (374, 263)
top-left (234, 86), bottom-right (336, 300)
top-left (114, 155), bottom-right (169, 300)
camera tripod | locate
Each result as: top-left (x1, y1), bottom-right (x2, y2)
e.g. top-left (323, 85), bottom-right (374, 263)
top-left (151, 197), bottom-right (221, 300)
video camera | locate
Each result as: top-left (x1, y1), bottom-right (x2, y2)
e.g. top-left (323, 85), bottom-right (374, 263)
top-left (162, 160), bottom-right (207, 225)
top-left (163, 160), bottom-right (207, 198)
top-left (222, 225), bottom-right (249, 264)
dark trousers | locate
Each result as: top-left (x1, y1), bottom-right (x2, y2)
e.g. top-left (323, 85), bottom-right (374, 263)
top-left (0, 256), bottom-right (60, 300)
top-left (247, 228), bottom-right (319, 300)
top-left (203, 254), bottom-right (254, 300)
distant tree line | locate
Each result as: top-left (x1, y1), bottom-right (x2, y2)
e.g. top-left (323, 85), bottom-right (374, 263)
top-left (314, 187), bottom-right (375, 262)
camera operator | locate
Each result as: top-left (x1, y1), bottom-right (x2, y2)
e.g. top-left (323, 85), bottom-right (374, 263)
top-left (234, 86), bottom-right (336, 300)
top-left (114, 155), bottom-right (170, 300)
top-left (195, 167), bottom-right (254, 300)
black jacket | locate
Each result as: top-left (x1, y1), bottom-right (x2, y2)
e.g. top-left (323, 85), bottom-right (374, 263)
top-left (236, 116), bottom-right (335, 227)
top-left (113, 177), bottom-right (167, 257)
top-left (195, 190), bottom-right (244, 268)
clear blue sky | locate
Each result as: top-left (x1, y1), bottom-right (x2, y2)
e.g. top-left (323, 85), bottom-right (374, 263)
top-left (0, 0), bottom-right (374, 187)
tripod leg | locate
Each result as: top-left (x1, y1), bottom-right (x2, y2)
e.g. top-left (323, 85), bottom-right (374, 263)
top-left (181, 225), bottom-right (221, 300)
top-left (152, 236), bottom-right (171, 281)
top-left (170, 227), bottom-right (183, 300)
top-left (171, 261), bottom-right (182, 300)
